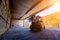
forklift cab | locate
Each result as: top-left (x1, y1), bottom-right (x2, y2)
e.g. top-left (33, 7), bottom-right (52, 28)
top-left (29, 15), bottom-right (44, 32)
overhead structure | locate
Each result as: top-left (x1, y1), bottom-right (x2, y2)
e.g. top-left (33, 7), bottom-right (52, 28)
top-left (21, 0), bottom-right (60, 20)
top-left (10, 0), bottom-right (60, 20)
top-left (10, 0), bottom-right (41, 19)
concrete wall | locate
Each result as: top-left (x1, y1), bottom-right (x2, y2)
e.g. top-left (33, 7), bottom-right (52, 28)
top-left (0, 0), bottom-right (11, 35)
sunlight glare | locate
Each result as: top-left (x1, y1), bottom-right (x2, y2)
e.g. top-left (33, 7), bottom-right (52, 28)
top-left (36, 2), bottom-right (60, 17)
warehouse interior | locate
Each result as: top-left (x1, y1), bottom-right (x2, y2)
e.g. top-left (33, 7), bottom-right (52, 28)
top-left (0, 0), bottom-right (60, 40)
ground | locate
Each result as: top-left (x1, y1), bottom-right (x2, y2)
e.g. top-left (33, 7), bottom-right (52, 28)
top-left (0, 26), bottom-right (60, 40)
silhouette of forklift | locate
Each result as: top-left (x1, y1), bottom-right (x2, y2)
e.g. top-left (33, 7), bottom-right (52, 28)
top-left (30, 15), bottom-right (45, 32)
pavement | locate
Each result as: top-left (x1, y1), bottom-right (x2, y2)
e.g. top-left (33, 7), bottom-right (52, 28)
top-left (0, 27), bottom-right (60, 40)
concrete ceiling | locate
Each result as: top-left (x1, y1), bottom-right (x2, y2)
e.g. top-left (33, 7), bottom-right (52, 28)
top-left (10, 0), bottom-right (58, 20)
top-left (10, 0), bottom-right (41, 19)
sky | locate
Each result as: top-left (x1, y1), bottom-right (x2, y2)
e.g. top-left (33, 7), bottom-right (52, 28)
top-left (36, 2), bottom-right (60, 17)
